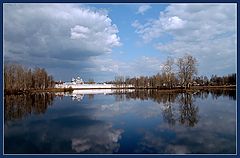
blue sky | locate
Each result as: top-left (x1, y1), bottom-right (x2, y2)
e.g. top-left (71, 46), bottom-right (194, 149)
top-left (4, 3), bottom-right (237, 82)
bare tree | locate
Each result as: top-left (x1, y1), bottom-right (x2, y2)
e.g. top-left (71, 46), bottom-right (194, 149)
top-left (114, 75), bottom-right (125, 88)
top-left (162, 57), bottom-right (175, 88)
top-left (4, 63), bottom-right (55, 93)
top-left (176, 54), bottom-right (197, 88)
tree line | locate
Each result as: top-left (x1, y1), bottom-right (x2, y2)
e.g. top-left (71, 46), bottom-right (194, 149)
top-left (4, 63), bottom-right (55, 94)
top-left (109, 54), bottom-right (236, 89)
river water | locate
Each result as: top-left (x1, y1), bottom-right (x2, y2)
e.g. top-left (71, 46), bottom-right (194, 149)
top-left (4, 89), bottom-right (236, 154)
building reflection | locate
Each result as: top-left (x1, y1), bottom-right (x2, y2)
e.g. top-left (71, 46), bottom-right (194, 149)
top-left (55, 92), bottom-right (84, 101)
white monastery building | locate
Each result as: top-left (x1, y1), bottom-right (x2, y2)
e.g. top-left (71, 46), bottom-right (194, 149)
top-left (55, 76), bottom-right (133, 89)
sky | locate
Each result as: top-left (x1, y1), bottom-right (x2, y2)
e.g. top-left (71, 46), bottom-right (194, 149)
top-left (3, 3), bottom-right (237, 82)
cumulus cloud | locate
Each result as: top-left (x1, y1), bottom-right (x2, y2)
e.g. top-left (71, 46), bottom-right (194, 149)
top-left (70, 25), bottom-right (90, 39)
top-left (132, 15), bottom-right (186, 42)
top-left (132, 4), bottom-right (237, 76)
top-left (137, 4), bottom-right (151, 15)
top-left (4, 4), bottom-right (121, 80)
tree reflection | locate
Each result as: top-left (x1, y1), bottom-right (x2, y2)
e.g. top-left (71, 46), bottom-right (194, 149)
top-left (125, 90), bottom-right (179, 104)
top-left (123, 90), bottom-right (199, 127)
top-left (4, 93), bottom-right (55, 122)
top-left (161, 94), bottom-right (177, 127)
top-left (210, 89), bottom-right (236, 100)
top-left (120, 89), bottom-right (235, 127)
top-left (87, 94), bottom-right (94, 101)
top-left (178, 93), bottom-right (198, 127)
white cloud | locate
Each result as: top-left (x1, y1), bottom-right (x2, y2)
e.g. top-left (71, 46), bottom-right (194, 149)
top-left (133, 4), bottom-right (237, 76)
top-left (70, 25), bottom-right (90, 39)
top-left (132, 15), bottom-right (185, 42)
top-left (162, 16), bottom-right (186, 30)
top-left (132, 19), bottom-right (162, 43)
top-left (137, 4), bottom-right (151, 15)
top-left (131, 20), bottom-right (140, 28)
top-left (4, 3), bottom-right (121, 70)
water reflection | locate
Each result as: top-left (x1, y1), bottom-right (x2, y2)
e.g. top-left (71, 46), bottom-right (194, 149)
top-left (162, 96), bottom-right (176, 127)
top-left (5, 116), bottom-right (123, 153)
top-left (4, 93), bottom-right (54, 122)
top-left (120, 89), bottom-right (235, 127)
top-left (4, 89), bottom-right (235, 125)
top-left (121, 90), bottom-right (199, 127)
top-left (4, 89), bottom-right (236, 154)
top-left (123, 89), bottom-right (236, 102)
top-left (71, 124), bottom-right (123, 153)
top-left (178, 93), bottom-right (198, 127)
top-left (192, 89), bottom-right (236, 100)
top-left (56, 89), bottom-right (135, 102)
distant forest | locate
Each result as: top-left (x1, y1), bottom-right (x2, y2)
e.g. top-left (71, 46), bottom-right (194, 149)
top-left (108, 54), bottom-right (236, 89)
top-left (4, 63), bottom-right (55, 94)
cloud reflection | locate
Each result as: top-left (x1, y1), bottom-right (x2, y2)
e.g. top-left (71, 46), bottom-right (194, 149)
top-left (71, 124), bottom-right (123, 153)
top-left (4, 89), bottom-right (236, 154)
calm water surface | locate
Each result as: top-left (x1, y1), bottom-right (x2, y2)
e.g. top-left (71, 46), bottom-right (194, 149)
top-left (4, 89), bottom-right (236, 154)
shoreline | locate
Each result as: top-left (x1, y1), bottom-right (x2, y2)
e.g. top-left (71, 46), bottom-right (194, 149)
top-left (4, 85), bottom-right (236, 95)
